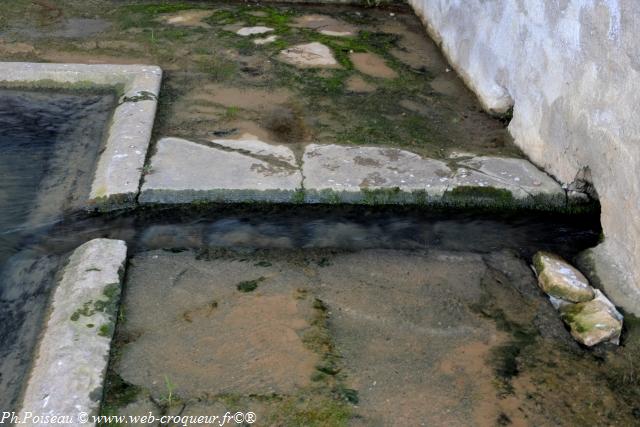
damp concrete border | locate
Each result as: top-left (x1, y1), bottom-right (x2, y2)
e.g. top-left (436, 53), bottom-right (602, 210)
top-left (20, 238), bottom-right (127, 425)
top-left (0, 62), bottom-right (162, 210)
top-left (139, 137), bottom-right (589, 212)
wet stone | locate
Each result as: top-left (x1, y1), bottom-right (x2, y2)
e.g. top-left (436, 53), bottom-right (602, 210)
top-left (116, 250), bottom-right (319, 398)
top-left (291, 14), bottom-right (356, 37)
top-left (254, 35), bottom-right (278, 45)
top-left (159, 10), bottom-right (213, 28)
top-left (450, 156), bottom-right (565, 202)
top-left (345, 75), bottom-right (376, 93)
top-left (302, 144), bottom-right (452, 202)
top-left (277, 42), bottom-right (339, 68)
top-left (560, 290), bottom-right (623, 346)
top-left (236, 26), bottom-right (274, 36)
top-left (533, 251), bottom-right (595, 303)
top-left (139, 137), bottom-right (302, 204)
top-left (350, 52), bottom-right (398, 79)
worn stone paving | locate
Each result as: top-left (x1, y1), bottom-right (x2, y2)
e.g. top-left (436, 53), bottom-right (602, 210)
top-left (0, 0), bottom-right (544, 209)
top-left (103, 247), bottom-right (640, 427)
top-left (140, 136), bottom-right (568, 208)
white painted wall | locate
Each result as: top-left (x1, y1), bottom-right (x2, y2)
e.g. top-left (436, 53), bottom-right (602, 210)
top-left (409, 0), bottom-right (640, 313)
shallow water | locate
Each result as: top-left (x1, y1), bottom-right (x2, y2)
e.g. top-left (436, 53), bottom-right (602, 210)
top-left (0, 89), bottom-right (114, 411)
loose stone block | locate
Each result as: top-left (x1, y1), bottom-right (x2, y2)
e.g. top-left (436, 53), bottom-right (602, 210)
top-left (302, 144), bottom-right (452, 203)
top-left (139, 137), bottom-right (302, 204)
top-left (533, 251), bottom-right (595, 303)
top-left (20, 238), bottom-right (127, 424)
top-left (560, 290), bottom-right (623, 346)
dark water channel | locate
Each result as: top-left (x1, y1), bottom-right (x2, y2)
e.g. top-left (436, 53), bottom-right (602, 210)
top-left (0, 89), bottom-right (115, 411)
top-left (0, 90), bottom-right (602, 413)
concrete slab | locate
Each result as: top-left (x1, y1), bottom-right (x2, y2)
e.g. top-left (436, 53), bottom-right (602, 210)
top-left (139, 137), bottom-right (302, 204)
top-left (0, 62), bottom-right (162, 210)
top-left (302, 144), bottom-right (452, 203)
top-left (20, 238), bottom-right (127, 424)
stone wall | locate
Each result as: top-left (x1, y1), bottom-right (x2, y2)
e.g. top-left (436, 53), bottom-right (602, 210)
top-left (408, 0), bottom-right (640, 313)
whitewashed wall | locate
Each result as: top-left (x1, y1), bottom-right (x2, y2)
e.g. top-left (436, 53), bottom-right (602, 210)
top-left (409, 0), bottom-right (640, 313)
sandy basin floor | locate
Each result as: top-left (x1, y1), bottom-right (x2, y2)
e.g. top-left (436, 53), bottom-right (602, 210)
top-left (107, 246), bottom-right (640, 426)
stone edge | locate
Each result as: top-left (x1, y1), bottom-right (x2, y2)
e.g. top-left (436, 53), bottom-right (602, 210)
top-left (139, 138), bottom-right (586, 212)
top-left (0, 62), bottom-right (162, 211)
top-left (19, 238), bottom-right (127, 424)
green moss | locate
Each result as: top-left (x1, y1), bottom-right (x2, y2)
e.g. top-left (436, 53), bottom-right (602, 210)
top-left (236, 277), bottom-right (265, 292)
top-left (361, 187), bottom-right (403, 205)
top-left (473, 304), bottom-right (537, 395)
top-left (100, 373), bottom-right (141, 418)
top-left (266, 395), bottom-right (352, 427)
top-left (70, 283), bottom-right (120, 321)
top-left (292, 188), bottom-right (306, 204)
top-left (316, 189), bottom-right (342, 204)
top-left (448, 186), bottom-right (515, 202)
top-left (195, 57), bottom-right (237, 81)
top-left (98, 324), bottom-right (112, 337)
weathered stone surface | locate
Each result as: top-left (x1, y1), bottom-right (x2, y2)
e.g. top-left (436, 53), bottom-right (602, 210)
top-left (277, 42), bottom-right (339, 68)
top-left (302, 144), bottom-right (452, 203)
top-left (159, 10), bottom-right (213, 28)
top-left (345, 75), bottom-right (376, 93)
top-left (0, 62), bottom-right (162, 209)
top-left (236, 26), bottom-right (274, 36)
top-left (450, 156), bottom-right (565, 204)
top-left (533, 251), bottom-right (595, 303)
top-left (560, 290), bottom-right (623, 346)
top-left (291, 14), bottom-right (356, 37)
top-left (576, 243), bottom-right (640, 317)
top-left (20, 238), bottom-right (127, 422)
top-left (139, 139), bottom-right (568, 207)
top-left (408, 0), bottom-right (640, 312)
top-left (139, 137), bottom-right (302, 204)
top-left (350, 52), bottom-right (398, 79)
top-left (254, 35), bottom-right (278, 45)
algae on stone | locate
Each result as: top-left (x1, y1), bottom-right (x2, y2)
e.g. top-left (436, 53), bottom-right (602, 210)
top-left (560, 290), bottom-right (623, 346)
top-left (533, 251), bottom-right (595, 303)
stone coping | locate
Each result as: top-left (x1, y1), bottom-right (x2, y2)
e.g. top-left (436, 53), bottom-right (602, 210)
top-left (20, 238), bottom-right (127, 425)
top-left (0, 62), bottom-right (162, 210)
top-left (140, 137), bottom-right (580, 210)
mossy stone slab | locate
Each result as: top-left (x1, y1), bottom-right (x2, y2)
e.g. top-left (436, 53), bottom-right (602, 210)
top-left (560, 289), bottom-right (623, 346)
top-left (533, 251), bottom-right (595, 302)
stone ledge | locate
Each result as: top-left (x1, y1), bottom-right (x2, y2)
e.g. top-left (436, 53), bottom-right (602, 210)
top-left (139, 137), bottom-right (583, 211)
top-left (0, 62), bottom-right (162, 210)
top-left (139, 137), bottom-right (302, 204)
top-left (20, 238), bottom-right (127, 425)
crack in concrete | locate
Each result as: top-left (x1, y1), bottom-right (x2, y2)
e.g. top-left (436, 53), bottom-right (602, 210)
top-left (189, 138), bottom-right (300, 173)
